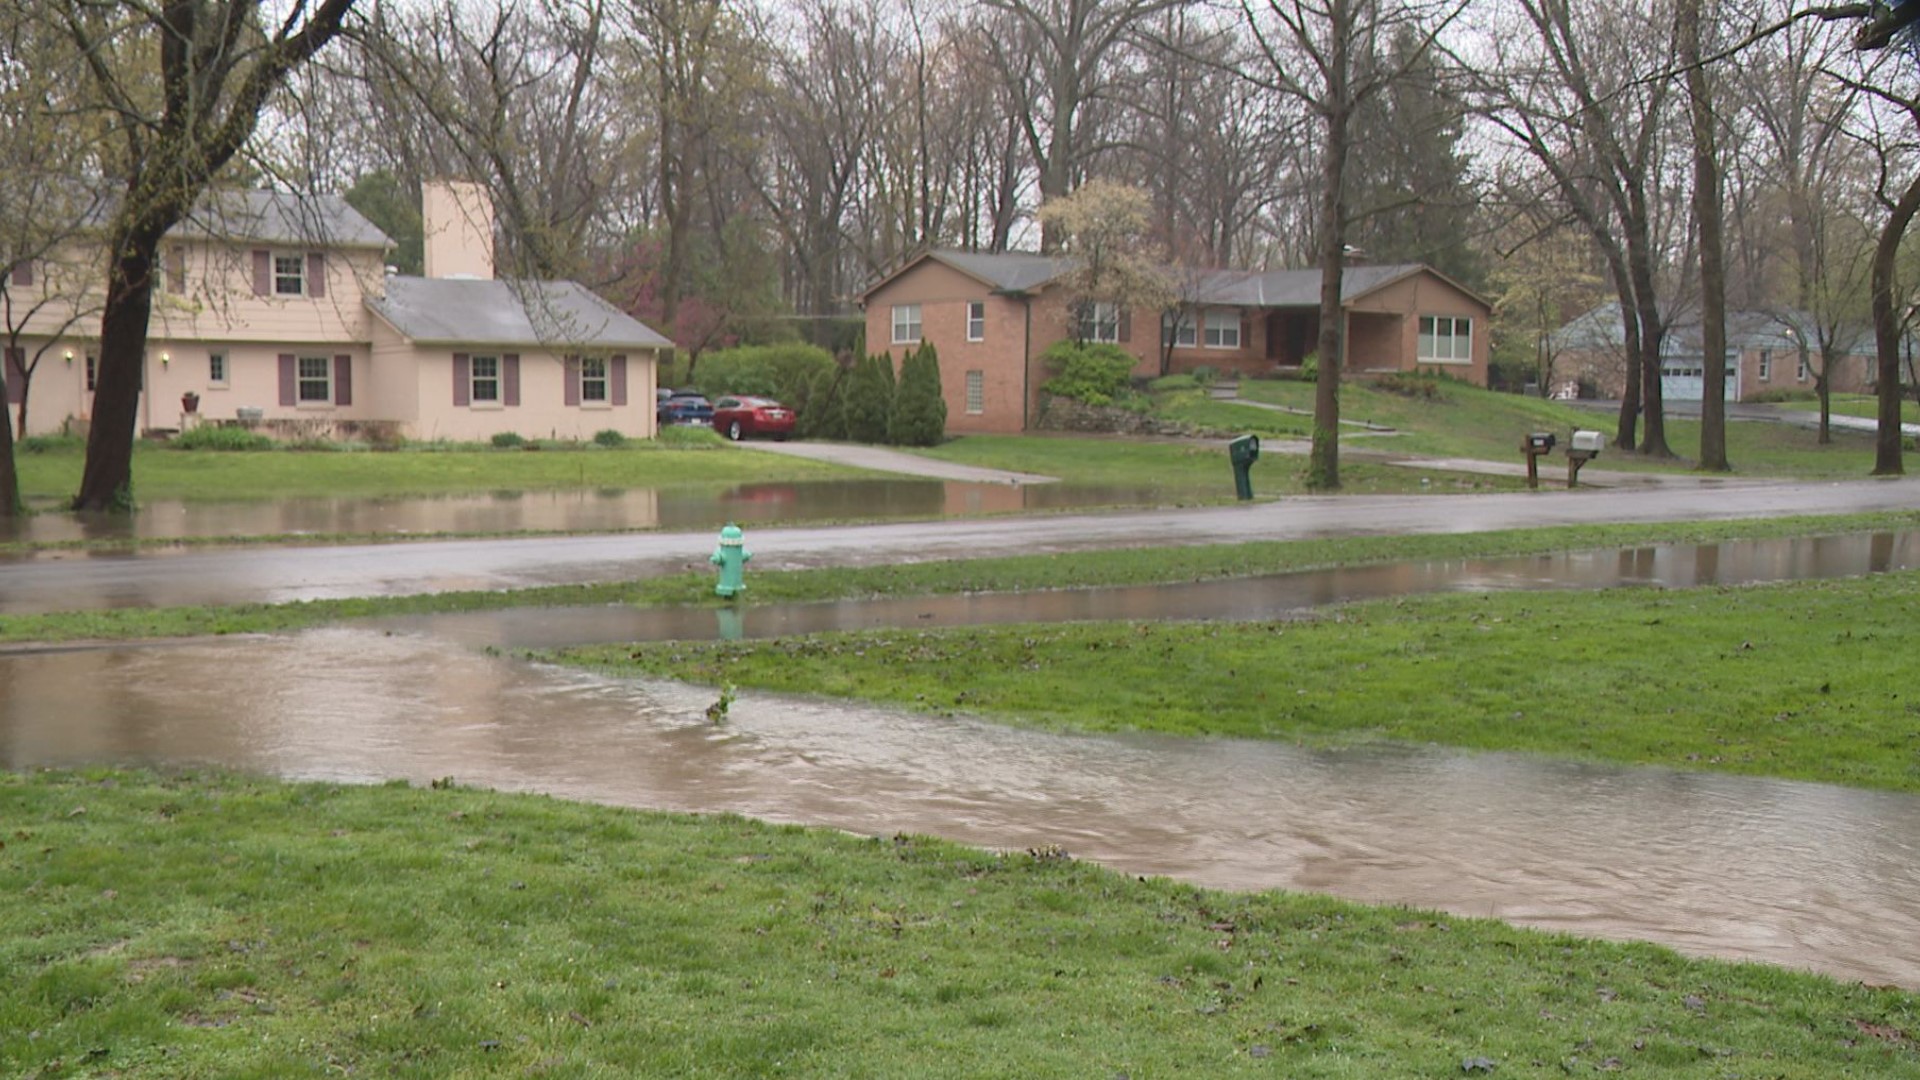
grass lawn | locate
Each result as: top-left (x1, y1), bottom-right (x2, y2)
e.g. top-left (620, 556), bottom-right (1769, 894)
top-left (12, 437), bottom-right (866, 504)
top-left (3, 768), bottom-right (1914, 1078)
top-left (9, 512), bottom-right (1914, 644)
top-left (557, 567), bottom-right (1920, 794)
top-left (1768, 393), bottom-right (1920, 423)
top-left (1235, 376), bottom-right (1905, 478)
top-left (913, 433), bottom-right (1526, 495)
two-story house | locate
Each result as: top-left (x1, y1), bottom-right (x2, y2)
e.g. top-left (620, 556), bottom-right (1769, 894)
top-left (4, 181), bottom-right (667, 442)
top-left (858, 250), bottom-right (1491, 435)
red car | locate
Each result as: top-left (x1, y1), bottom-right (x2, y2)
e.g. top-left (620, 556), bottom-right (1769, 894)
top-left (710, 395), bottom-right (796, 441)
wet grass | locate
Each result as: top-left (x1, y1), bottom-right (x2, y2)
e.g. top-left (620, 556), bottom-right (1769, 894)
top-left (558, 567), bottom-right (1920, 795)
top-left (1235, 377), bottom-right (1903, 478)
top-left (12, 437), bottom-right (865, 503)
top-left (6, 513), bottom-right (1914, 644)
top-left (3, 768), bottom-right (1915, 1079)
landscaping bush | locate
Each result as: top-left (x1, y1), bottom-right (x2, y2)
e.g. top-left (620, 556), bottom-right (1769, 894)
top-left (889, 342), bottom-right (947, 446)
top-left (1746, 387), bottom-right (1820, 403)
top-left (169, 424), bottom-right (275, 451)
top-left (490, 432), bottom-right (526, 449)
top-left (1296, 353), bottom-right (1319, 382)
top-left (1375, 371), bottom-right (1448, 400)
top-left (1189, 365), bottom-right (1218, 387)
top-left (18, 433), bottom-right (82, 454)
top-left (1040, 340), bottom-right (1137, 406)
top-left (843, 351), bottom-right (897, 443)
top-left (1147, 373), bottom-right (1201, 392)
top-left (593, 428), bottom-right (627, 448)
top-left (690, 343), bottom-right (836, 405)
top-left (798, 365), bottom-right (849, 440)
top-left (656, 424), bottom-right (725, 447)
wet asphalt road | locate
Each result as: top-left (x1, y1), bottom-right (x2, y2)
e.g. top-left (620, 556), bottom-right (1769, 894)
top-left (6, 476), bottom-right (1920, 615)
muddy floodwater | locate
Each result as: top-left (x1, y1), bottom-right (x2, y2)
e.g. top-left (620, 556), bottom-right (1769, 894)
top-left (5, 479), bottom-right (1177, 545)
top-left (4, 628), bottom-right (1917, 988)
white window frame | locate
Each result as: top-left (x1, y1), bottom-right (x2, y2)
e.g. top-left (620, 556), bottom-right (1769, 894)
top-left (1080, 301), bottom-right (1119, 344)
top-left (297, 355), bottom-right (332, 404)
top-left (965, 370), bottom-right (985, 414)
top-left (85, 353), bottom-right (98, 392)
top-left (1418, 315), bottom-right (1472, 364)
top-left (1164, 312), bottom-right (1196, 348)
top-left (1796, 353), bottom-right (1810, 381)
top-left (208, 351), bottom-right (228, 388)
top-left (273, 253), bottom-right (307, 297)
top-left (891, 303), bottom-right (922, 345)
top-left (1758, 350), bottom-right (1771, 381)
top-left (470, 354), bottom-right (500, 403)
top-left (581, 356), bottom-right (609, 402)
top-left (1203, 309), bottom-right (1240, 350)
top-left (966, 301), bottom-right (986, 342)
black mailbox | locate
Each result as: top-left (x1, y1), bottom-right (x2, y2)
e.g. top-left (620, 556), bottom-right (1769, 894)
top-left (1524, 432), bottom-right (1557, 454)
top-left (1228, 434), bottom-right (1260, 500)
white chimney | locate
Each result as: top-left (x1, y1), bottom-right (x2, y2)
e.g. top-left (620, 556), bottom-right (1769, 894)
top-left (422, 180), bottom-right (496, 281)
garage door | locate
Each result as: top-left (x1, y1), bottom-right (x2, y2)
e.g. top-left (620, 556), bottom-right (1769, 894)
top-left (1660, 356), bottom-right (1737, 402)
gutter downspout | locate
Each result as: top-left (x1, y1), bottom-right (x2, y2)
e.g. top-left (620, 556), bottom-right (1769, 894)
top-left (1020, 292), bottom-right (1033, 432)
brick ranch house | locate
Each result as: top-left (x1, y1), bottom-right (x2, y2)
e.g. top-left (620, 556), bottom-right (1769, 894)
top-left (4, 181), bottom-right (668, 442)
top-left (858, 249), bottom-right (1492, 435)
top-left (1547, 306), bottom-right (1877, 403)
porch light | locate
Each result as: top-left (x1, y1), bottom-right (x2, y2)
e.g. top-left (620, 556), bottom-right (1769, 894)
top-left (160, 352), bottom-right (171, 366)
top-left (63, 350), bottom-right (73, 364)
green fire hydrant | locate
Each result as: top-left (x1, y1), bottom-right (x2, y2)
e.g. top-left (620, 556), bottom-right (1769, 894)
top-left (710, 523), bottom-right (751, 598)
top-left (1228, 434), bottom-right (1261, 500)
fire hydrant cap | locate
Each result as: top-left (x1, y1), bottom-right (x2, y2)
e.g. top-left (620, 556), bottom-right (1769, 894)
top-left (718, 524), bottom-right (745, 546)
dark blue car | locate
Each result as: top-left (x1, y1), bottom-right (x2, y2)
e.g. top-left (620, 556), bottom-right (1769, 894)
top-left (657, 390), bottom-right (714, 427)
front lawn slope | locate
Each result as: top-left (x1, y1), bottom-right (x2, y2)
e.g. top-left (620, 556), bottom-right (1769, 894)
top-left (2, 770), bottom-right (1915, 1077)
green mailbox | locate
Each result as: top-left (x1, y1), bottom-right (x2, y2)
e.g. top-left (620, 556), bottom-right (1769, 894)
top-left (1228, 434), bottom-right (1260, 500)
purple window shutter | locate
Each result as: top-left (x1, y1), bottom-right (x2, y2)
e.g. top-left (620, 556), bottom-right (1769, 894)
top-left (253, 250), bottom-right (271, 296)
top-left (11, 262), bottom-right (33, 288)
top-left (5, 347), bottom-right (24, 404)
top-left (334, 354), bottom-right (352, 406)
top-left (1117, 310), bottom-right (1131, 343)
top-left (503, 354), bottom-right (520, 407)
top-left (564, 356), bottom-right (581, 406)
top-left (453, 353), bottom-right (471, 406)
top-left (611, 355), bottom-right (628, 405)
top-left (308, 253), bottom-right (326, 298)
top-left (278, 353), bottom-right (297, 406)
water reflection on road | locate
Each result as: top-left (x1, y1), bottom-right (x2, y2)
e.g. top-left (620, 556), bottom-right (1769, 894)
top-left (3, 628), bottom-right (1916, 988)
top-left (5, 479), bottom-right (1177, 545)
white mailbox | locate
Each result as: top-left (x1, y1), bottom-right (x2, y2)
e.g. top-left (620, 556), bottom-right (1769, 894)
top-left (1571, 430), bottom-right (1606, 453)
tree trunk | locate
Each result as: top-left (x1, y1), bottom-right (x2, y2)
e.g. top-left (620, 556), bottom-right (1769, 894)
top-left (1681, 0), bottom-right (1728, 471)
top-left (1871, 172), bottom-right (1920, 475)
top-left (0, 362), bottom-right (17, 517)
top-left (1613, 288), bottom-right (1641, 451)
top-left (75, 235), bottom-right (162, 510)
top-left (1308, 14), bottom-right (1352, 492)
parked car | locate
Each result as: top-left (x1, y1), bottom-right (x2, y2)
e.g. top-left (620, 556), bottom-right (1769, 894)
top-left (657, 391), bottom-right (714, 427)
top-left (710, 395), bottom-right (797, 441)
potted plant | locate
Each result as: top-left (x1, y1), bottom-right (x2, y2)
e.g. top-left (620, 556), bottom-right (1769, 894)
top-left (181, 391), bottom-right (200, 413)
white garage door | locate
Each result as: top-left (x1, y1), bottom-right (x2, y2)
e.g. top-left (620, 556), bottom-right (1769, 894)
top-left (1660, 356), bottom-right (1737, 402)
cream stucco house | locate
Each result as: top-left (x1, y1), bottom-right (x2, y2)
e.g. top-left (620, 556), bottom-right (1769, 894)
top-left (4, 181), bottom-right (667, 442)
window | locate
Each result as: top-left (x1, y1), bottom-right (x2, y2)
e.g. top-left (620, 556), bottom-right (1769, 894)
top-left (1164, 312), bottom-right (1196, 348)
top-left (1418, 315), bottom-right (1472, 363)
top-left (965, 370), bottom-right (984, 414)
top-left (274, 254), bottom-right (306, 296)
top-left (297, 355), bottom-right (331, 402)
top-left (470, 355), bottom-right (500, 403)
top-left (1204, 310), bottom-right (1240, 349)
top-left (891, 303), bottom-right (922, 344)
top-left (85, 353), bottom-right (97, 392)
top-left (967, 301), bottom-right (986, 342)
top-left (581, 356), bottom-right (609, 402)
top-left (1796, 352), bottom-right (1810, 381)
top-left (1758, 350), bottom-right (1771, 381)
top-left (1078, 301), bottom-right (1119, 343)
top-left (208, 352), bottom-right (228, 387)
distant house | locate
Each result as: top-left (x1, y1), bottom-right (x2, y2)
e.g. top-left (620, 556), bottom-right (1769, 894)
top-left (1548, 307), bottom-right (1877, 403)
top-left (857, 249), bottom-right (1492, 435)
top-left (4, 181), bottom-right (668, 441)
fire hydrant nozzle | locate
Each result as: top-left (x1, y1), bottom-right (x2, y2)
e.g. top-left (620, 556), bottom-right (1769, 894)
top-left (710, 523), bottom-right (751, 598)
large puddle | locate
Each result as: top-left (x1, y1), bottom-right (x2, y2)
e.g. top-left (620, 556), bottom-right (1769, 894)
top-left (374, 530), bottom-right (1920, 649)
top-left (4, 628), bottom-right (1917, 988)
top-left (4, 479), bottom-right (1180, 544)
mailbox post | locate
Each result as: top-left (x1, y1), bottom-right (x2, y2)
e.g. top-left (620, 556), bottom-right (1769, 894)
top-left (1566, 429), bottom-right (1605, 488)
top-left (1519, 431), bottom-right (1557, 490)
top-left (1228, 434), bottom-right (1260, 500)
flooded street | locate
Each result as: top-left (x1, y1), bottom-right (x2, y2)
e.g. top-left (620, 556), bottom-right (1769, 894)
top-left (4, 628), bottom-right (1917, 988)
top-left (4, 478), bottom-right (1172, 546)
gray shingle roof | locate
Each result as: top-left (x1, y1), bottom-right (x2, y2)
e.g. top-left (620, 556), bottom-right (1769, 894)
top-left (1551, 305), bottom-right (1876, 356)
top-left (869, 249), bottom-right (1443, 308)
top-left (170, 189), bottom-right (391, 249)
top-left (369, 276), bottom-right (671, 350)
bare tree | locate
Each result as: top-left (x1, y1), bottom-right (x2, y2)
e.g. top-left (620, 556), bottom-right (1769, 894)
top-left (1242, 0), bottom-right (1466, 490)
top-left (31, 0), bottom-right (358, 511)
top-left (1680, 0), bottom-right (1731, 470)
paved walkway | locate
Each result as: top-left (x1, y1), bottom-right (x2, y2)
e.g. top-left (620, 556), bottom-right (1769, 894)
top-left (738, 440), bottom-right (1057, 484)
